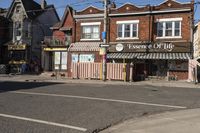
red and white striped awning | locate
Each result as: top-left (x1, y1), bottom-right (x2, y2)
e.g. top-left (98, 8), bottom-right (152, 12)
top-left (69, 42), bottom-right (101, 52)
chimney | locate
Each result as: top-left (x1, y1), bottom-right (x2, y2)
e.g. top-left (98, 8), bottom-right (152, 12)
top-left (41, 0), bottom-right (47, 9)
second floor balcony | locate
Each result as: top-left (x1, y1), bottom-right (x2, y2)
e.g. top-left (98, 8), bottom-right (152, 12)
top-left (44, 36), bottom-right (70, 47)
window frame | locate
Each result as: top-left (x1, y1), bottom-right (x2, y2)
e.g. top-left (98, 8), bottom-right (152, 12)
top-left (80, 22), bottom-right (101, 41)
top-left (116, 20), bottom-right (139, 40)
top-left (156, 18), bottom-right (182, 39)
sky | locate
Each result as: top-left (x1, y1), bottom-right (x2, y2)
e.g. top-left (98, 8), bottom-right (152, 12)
top-left (0, 0), bottom-right (199, 22)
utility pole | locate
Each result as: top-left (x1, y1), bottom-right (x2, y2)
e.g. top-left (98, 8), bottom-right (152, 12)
top-left (102, 0), bottom-right (109, 81)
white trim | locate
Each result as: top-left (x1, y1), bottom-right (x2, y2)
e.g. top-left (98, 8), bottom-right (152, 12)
top-left (74, 14), bottom-right (104, 19)
top-left (77, 5), bottom-right (103, 13)
top-left (155, 0), bottom-right (191, 6)
top-left (116, 2), bottom-right (142, 9)
top-left (116, 37), bottom-right (139, 40)
top-left (157, 17), bottom-right (183, 22)
top-left (81, 22), bottom-right (101, 26)
top-left (109, 9), bottom-right (191, 17)
top-left (156, 36), bottom-right (182, 39)
top-left (116, 20), bottom-right (139, 24)
top-left (80, 39), bottom-right (101, 41)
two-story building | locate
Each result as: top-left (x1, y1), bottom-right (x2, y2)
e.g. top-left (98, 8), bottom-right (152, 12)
top-left (107, 0), bottom-right (194, 81)
top-left (44, 0), bottom-right (194, 81)
top-left (3, 0), bottom-right (59, 73)
top-left (42, 5), bottom-right (104, 76)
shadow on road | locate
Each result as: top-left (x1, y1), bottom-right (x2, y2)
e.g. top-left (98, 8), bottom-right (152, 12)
top-left (0, 81), bottom-right (62, 93)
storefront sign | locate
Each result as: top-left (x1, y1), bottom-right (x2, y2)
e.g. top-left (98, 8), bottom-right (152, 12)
top-left (8, 45), bottom-right (26, 50)
top-left (127, 42), bottom-right (174, 52)
top-left (44, 48), bottom-right (67, 51)
top-left (116, 43), bottom-right (124, 51)
top-left (109, 42), bottom-right (191, 53)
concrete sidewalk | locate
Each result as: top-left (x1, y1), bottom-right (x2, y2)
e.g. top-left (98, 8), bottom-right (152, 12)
top-left (0, 74), bottom-right (200, 88)
top-left (101, 108), bottom-right (200, 133)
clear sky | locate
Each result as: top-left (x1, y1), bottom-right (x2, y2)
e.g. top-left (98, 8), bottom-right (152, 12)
top-left (0, 0), bottom-right (199, 22)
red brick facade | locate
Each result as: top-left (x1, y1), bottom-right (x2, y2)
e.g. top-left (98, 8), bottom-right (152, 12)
top-left (50, 0), bottom-right (194, 80)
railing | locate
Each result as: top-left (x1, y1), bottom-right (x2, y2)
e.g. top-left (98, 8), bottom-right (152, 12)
top-left (44, 36), bottom-right (65, 46)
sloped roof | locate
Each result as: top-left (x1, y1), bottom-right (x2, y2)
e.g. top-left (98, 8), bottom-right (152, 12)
top-left (7, 0), bottom-right (45, 20)
top-left (21, 0), bottom-right (43, 19)
top-left (51, 5), bottom-right (73, 29)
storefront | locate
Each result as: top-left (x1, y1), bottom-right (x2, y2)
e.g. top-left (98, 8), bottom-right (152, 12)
top-left (42, 47), bottom-right (68, 72)
top-left (7, 44), bottom-right (29, 73)
top-left (107, 42), bottom-right (192, 81)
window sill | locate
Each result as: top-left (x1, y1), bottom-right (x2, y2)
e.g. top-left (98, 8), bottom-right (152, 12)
top-left (116, 37), bottom-right (139, 40)
top-left (156, 36), bottom-right (182, 39)
top-left (80, 39), bottom-right (101, 41)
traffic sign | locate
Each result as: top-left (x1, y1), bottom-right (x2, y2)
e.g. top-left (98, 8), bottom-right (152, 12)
top-left (99, 44), bottom-right (110, 47)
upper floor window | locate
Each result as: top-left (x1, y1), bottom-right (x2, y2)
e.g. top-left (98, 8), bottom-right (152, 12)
top-left (117, 20), bottom-right (139, 39)
top-left (157, 18), bottom-right (182, 38)
top-left (81, 22), bottom-right (101, 40)
top-left (16, 5), bottom-right (21, 13)
top-left (15, 21), bottom-right (22, 41)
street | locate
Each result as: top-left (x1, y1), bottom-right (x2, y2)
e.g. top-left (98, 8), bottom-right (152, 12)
top-left (0, 81), bottom-right (200, 133)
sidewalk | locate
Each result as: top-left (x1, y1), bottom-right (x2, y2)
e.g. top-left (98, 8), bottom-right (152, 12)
top-left (0, 74), bottom-right (200, 88)
top-left (100, 108), bottom-right (200, 133)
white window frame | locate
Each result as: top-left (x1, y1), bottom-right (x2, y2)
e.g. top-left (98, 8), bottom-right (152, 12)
top-left (156, 18), bottom-right (182, 39)
top-left (116, 20), bottom-right (139, 40)
top-left (81, 22), bottom-right (101, 41)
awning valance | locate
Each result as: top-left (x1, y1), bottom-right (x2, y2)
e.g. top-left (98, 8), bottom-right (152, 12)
top-left (69, 42), bottom-right (101, 52)
top-left (107, 53), bottom-right (192, 60)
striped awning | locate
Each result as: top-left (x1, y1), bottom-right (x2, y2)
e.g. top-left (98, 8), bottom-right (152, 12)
top-left (69, 42), bottom-right (101, 52)
top-left (107, 53), bottom-right (192, 60)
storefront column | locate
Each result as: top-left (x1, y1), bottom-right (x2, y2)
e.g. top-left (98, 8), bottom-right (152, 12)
top-left (129, 62), bottom-right (133, 82)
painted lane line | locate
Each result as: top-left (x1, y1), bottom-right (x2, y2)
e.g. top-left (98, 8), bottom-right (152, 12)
top-left (0, 113), bottom-right (87, 132)
top-left (11, 91), bottom-right (186, 109)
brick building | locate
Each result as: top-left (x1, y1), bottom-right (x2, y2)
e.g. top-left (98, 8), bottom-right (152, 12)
top-left (107, 0), bottom-right (194, 81)
top-left (46, 0), bottom-right (194, 80)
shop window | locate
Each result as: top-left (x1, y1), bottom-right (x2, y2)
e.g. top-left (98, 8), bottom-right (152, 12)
top-left (72, 54), bottom-right (95, 63)
top-left (54, 52), bottom-right (67, 70)
top-left (117, 20), bottom-right (139, 39)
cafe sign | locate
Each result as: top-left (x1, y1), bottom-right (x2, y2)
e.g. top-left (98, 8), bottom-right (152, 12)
top-left (128, 42), bottom-right (174, 52)
top-left (109, 42), bottom-right (191, 53)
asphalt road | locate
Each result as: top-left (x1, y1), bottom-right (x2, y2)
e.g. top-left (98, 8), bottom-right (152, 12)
top-left (0, 81), bottom-right (200, 133)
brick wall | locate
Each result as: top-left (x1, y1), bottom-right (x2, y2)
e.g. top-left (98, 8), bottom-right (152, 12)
top-left (169, 71), bottom-right (188, 80)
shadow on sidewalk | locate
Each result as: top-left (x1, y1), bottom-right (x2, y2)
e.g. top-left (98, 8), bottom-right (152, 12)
top-left (0, 81), bottom-right (62, 93)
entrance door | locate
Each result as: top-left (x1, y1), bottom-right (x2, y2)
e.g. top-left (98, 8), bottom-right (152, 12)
top-left (134, 63), bottom-right (145, 81)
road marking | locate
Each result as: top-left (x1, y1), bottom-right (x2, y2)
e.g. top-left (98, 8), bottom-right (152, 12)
top-left (11, 91), bottom-right (186, 109)
top-left (0, 113), bottom-right (87, 132)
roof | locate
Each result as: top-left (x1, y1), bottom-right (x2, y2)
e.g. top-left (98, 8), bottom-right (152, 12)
top-left (51, 5), bottom-right (73, 30)
top-left (6, 0), bottom-right (54, 20)
top-left (69, 42), bottom-right (101, 52)
top-left (21, 0), bottom-right (43, 19)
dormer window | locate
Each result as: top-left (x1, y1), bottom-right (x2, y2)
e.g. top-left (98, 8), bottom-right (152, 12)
top-left (16, 5), bottom-right (21, 13)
